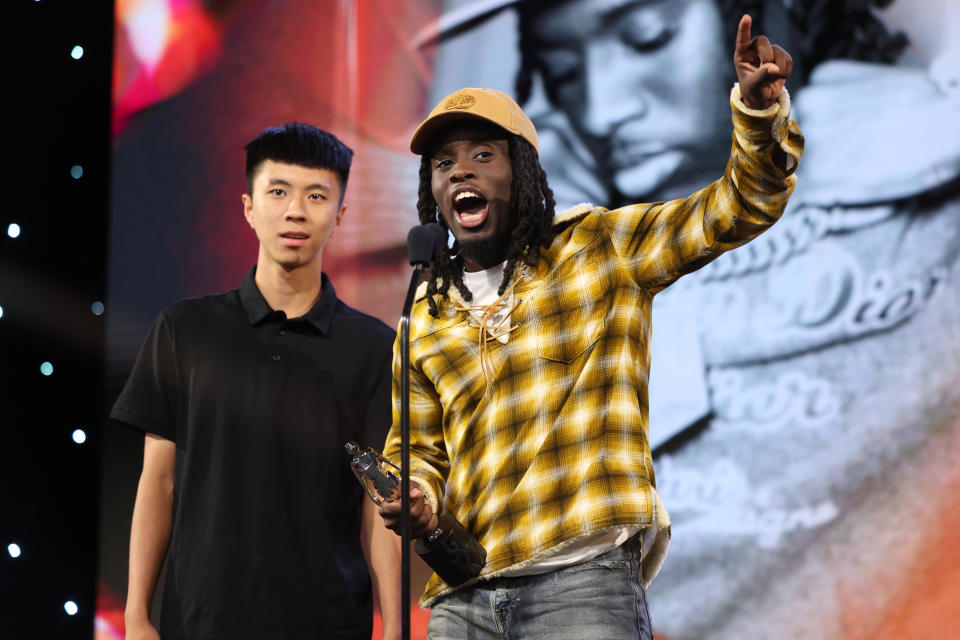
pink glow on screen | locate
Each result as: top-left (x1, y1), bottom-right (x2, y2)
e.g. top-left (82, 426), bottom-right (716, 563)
top-left (113, 0), bottom-right (222, 134)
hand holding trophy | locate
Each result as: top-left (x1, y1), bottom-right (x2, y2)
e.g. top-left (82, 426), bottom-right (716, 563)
top-left (345, 442), bottom-right (486, 586)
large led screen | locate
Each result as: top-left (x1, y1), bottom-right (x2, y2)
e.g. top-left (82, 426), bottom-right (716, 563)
top-left (101, 1), bottom-right (960, 639)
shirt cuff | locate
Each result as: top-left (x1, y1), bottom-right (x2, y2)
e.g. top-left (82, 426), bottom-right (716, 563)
top-left (410, 473), bottom-right (441, 515)
top-left (730, 83), bottom-right (800, 172)
top-left (730, 83), bottom-right (791, 144)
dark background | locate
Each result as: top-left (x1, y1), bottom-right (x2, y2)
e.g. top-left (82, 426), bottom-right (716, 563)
top-left (1, 1), bottom-right (113, 637)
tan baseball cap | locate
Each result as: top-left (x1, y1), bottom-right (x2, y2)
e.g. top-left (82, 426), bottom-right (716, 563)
top-left (409, 87), bottom-right (539, 155)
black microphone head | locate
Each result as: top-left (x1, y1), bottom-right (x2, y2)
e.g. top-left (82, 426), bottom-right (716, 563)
top-left (406, 224), bottom-right (435, 266)
top-left (426, 223), bottom-right (447, 259)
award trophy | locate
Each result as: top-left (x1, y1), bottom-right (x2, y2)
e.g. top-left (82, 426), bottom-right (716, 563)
top-left (345, 441), bottom-right (486, 587)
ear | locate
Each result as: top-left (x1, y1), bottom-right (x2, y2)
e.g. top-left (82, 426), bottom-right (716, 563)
top-left (329, 203), bottom-right (347, 238)
top-left (241, 193), bottom-right (255, 229)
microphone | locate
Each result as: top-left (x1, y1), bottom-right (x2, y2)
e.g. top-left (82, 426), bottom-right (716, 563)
top-left (406, 224), bottom-right (436, 267)
top-left (428, 223), bottom-right (447, 262)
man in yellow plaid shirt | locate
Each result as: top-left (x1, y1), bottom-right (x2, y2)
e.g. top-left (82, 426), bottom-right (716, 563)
top-left (379, 14), bottom-right (803, 638)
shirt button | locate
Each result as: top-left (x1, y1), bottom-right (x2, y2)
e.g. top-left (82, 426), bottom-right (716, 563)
top-left (272, 354), bottom-right (281, 362)
top-left (278, 328), bottom-right (286, 336)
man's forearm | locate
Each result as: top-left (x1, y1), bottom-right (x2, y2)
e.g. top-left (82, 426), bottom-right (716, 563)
top-left (362, 499), bottom-right (403, 640)
top-left (125, 435), bottom-right (175, 625)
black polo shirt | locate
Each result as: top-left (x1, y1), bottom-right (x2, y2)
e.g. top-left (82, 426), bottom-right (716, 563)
top-left (111, 267), bottom-right (395, 640)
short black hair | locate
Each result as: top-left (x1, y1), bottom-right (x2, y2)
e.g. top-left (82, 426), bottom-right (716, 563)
top-left (244, 122), bottom-right (354, 202)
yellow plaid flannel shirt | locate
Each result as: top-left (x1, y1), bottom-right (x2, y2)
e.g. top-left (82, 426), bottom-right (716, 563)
top-left (384, 85), bottom-right (804, 606)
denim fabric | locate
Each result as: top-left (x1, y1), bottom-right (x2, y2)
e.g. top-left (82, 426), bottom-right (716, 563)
top-left (427, 535), bottom-right (652, 639)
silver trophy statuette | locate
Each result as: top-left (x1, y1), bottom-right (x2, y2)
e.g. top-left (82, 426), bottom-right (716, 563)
top-left (344, 441), bottom-right (401, 506)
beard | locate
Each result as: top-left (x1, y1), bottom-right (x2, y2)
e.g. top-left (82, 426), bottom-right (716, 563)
top-left (457, 235), bottom-right (509, 269)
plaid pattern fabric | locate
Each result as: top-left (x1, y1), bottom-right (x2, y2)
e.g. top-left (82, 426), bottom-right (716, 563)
top-left (384, 85), bottom-right (804, 606)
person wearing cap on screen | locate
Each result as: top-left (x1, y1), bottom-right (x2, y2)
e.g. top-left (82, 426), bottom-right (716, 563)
top-left (376, 15), bottom-right (803, 638)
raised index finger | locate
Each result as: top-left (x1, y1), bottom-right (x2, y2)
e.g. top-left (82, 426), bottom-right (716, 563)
top-left (736, 14), bottom-right (753, 53)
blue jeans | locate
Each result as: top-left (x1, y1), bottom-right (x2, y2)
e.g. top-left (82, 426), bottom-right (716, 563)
top-left (427, 534), bottom-right (653, 639)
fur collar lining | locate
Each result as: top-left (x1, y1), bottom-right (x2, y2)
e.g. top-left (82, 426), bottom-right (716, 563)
top-left (552, 202), bottom-right (594, 227)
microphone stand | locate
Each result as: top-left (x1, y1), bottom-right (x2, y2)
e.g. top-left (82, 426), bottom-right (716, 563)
top-left (400, 221), bottom-right (440, 640)
top-left (398, 260), bottom-right (422, 640)
top-left (397, 223), bottom-right (447, 640)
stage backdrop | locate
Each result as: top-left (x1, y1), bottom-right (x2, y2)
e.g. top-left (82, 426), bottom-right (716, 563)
top-left (100, 1), bottom-right (960, 639)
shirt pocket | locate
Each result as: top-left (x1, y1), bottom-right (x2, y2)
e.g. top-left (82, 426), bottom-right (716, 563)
top-left (537, 310), bottom-right (604, 364)
top-left (531, 257), bottom-right (610, 365)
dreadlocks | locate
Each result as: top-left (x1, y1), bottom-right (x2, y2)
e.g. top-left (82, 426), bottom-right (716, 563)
top-left (417, 134), bottom-right (556, 317)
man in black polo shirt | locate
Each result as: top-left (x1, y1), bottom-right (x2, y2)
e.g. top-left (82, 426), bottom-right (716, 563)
top-left (113, 123), bottom-right (401, 640)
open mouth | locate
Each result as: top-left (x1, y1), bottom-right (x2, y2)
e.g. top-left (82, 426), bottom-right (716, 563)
top-left (452, 190), bottom-right (488, 229)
